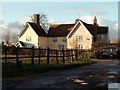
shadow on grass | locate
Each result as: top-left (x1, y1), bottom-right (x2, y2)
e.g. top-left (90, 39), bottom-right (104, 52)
top-left (2, 58), bottom-right (96, 78)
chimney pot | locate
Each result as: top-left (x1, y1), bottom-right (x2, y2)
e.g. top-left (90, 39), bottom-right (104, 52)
top-left (93, 16), bottom-right (97, 25)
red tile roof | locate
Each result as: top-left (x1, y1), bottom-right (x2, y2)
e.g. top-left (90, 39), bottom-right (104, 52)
top-left (47, 24), bottom-right (75, 37)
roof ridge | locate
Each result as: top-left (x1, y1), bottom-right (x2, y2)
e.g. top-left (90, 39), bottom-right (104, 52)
top-left (51, 23), bottom-right (75, 25)
top-left (80, 20), bottom-right (93, 26)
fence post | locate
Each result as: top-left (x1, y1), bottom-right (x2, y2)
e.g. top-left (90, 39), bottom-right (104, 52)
top-left (39, 47), bottom-right (41, 64)
top-left (71, 49), bottom-right (74, 62)
top-left (47, 47), bottom-right (50, 64)
top-left (5, 46), bottom-right (7, 64)
top-left (16, 47), bottom-right (19, 68)
top-left (62, 49), bottom-right (65, 64)
top-left (31, 46), bottom-right (34, 66)
top-left (56, 50), bottom-right (58, 64)
top-left (75, 50), bottom-right (78, 61)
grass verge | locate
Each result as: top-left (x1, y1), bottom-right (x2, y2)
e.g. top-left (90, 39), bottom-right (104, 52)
top-left (2, 58), bottom-right (96, 78)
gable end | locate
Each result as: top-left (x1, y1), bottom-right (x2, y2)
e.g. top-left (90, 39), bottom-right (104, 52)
top-left (19, 23), bottom-right (29, 38)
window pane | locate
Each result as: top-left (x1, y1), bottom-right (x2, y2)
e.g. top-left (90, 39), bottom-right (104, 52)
top-left (52, 37), bottom-right (57, 42)
top-left (26, 36), bottom-right (31, 41)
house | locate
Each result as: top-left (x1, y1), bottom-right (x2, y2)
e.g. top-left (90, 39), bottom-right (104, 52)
top-left (18, 14), bottom-right (109, 49)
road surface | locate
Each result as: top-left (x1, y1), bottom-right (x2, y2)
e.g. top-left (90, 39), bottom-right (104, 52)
top-left (3, 59), bottom-right (120, 90)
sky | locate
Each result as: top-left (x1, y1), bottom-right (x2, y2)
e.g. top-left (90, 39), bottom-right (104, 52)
top-left (0, 2), bottom-right (119, 42)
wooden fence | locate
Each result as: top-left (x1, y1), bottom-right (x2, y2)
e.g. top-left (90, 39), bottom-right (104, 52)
top-left (2, 46), bottom-right (94, 68)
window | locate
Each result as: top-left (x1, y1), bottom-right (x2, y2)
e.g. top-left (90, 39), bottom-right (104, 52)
top-left (76, 36), bottom-right (84, 42)
top-left (26, 36), bottom-right (31, 42)
top-left (52, 37), bottom-right (57, 42)
top-left (78, 44), bottom-right (83, 49)
top-left (62, 38), bottom-right (66, 42)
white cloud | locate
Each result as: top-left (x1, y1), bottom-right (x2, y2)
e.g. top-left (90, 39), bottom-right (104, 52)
top-left (79, 15), bottom-right (118, 42)
top-left (0, 20), bottom-right (7, 30)
top-left (1, 16), bottom-right (34, 42)
top-left (80, 15), bottom-right (100, 24)
top-left (48, 19), bottom-right (70, 24)
top-left (113, 23), bottom-right (118, 31)
top-left (98, 19), bottom-right (118, 42)
top-left (20, 16), bottom-right (33, 25)
top-left (1, 20), bottom-right (22, 42)
top-left (48, 19), bottom-right (55, 23)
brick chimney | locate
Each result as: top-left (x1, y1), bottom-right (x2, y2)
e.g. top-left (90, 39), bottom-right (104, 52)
top-left (33, 14), bottom-right (39, 24)
top-left (93, 16), bottom-right (97, 25)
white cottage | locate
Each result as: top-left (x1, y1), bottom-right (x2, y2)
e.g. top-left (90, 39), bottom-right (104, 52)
top-left (18, 14), bottom-right (109, 49)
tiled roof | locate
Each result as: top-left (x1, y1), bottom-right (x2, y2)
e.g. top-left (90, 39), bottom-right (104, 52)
top-left (29, 22), bottom-right (75, 37)
top-left (28, 20), bottom-right (108, 37)
top-left (47, 24), bottom-right (75, 37)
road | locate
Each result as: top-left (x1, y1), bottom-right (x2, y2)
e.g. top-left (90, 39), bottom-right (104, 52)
top-left (3, 59), bottom-right (120, 90)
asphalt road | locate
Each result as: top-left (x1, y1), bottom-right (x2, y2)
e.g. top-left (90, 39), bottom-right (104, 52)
top-left (2, 59), bottom-right (120, 90)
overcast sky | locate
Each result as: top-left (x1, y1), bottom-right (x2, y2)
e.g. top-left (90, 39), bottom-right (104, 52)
top-left (0, 2), bottom-right (119, 42)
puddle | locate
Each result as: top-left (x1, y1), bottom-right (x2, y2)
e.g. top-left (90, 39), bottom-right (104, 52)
top-left (73, 79), bottom-right (84, 83)
top-left (72, 78), bottom-right (88, 85)
top-left (89, 75), bottom-right (93, 78)
top-left (81, 82), bottom-right (88, 85)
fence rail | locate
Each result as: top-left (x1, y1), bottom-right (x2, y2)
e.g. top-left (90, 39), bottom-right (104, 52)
top-left (2, 46), bottom-right (95, 67)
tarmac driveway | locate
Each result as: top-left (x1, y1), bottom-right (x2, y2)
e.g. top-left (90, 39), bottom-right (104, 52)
top-left (2, 59), bottom-right (120, 90)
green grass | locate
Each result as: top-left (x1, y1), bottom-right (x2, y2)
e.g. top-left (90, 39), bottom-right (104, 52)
top-left (2, 58), bottom-right (96, 78)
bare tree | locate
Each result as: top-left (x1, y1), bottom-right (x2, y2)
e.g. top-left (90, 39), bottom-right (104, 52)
top-left (31, 13), bottom-right (50, 33)
top-left (11, 32), bottom-right (18, 43)
top-left (2, 29), bottom-right (18, 44)
top-left (2, 29), bottom-right (11, 44)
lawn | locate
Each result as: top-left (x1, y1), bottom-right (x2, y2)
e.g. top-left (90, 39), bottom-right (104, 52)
top-left (2, 58), bottom-right (96, 78)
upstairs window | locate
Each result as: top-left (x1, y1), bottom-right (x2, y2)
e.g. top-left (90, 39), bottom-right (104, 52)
top-left (52, 37), bottom-right (57, 42)
top-left (76, 36), bottom-right (84, 42)
top-left (26, 36), bottom-right (31, 42)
